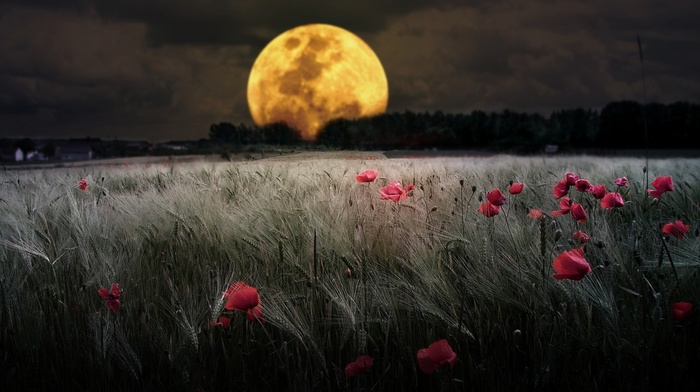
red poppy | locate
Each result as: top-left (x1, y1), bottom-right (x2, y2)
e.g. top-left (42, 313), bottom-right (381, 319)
top-left (486, 188), bottom-right (506, 206)
top-left (224, 281), bottom-right (246, 297)
top-left (647, 175), bottom-right (674, 199)
top-left (509, 183), bottom-right (524, 195)
top-left (672, 302), bottom-right (693, 321)
top-left (551, 197), bottom-right (572, 216)
top-left (590, 184), bottom-right (606, 199)
top-left (570, 203), bottom-right (587, 223)
top-left (552, 179), bottom-right (569, 199)
top-left (662, 220), bottom-right (690, 240)
top-left (574, 179), bottom-right (593, 193)
top-left (98, 283), bottom-right (121, 313)
top-left (600, 192), bottom-right (624, 209)
top-left (565, 172), bottom-right (579, 186)
top-left (573, 230), bottom-right (590, 243)
top-left (246, 304), bottom-right (265, 324)
top-left (211, 315), bottom-right (232, 328)
top-left (78, 178), bottom-right (89, 191)
top-left (356, 170), bottom-right (378, 183)
top-left (224, 282), bottom-right (259, 311)
top-left (615, 177), bottom-right (628, 187)
top-left (416, 339), bottom-right (457, 374)
top-left (528, 209), bottom-right (543, 219)
top-left (345, 355), bottom-right (374, 377)
top-left (478, 202), bottom-right (500, 217)
top-left (379, 181), bottom-right (414, 203)
top-left (552, 247), bottom-right (591, 281)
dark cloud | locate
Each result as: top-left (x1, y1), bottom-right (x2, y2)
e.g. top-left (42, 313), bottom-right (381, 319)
top-left (0, 0), bottom-right (698, 141)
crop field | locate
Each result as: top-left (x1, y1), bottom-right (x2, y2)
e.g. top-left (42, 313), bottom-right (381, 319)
top-left (1, 153), bottom-right (699, 391)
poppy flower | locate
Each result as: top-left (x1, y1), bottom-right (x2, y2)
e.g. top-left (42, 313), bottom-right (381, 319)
top-left (570, 203), bottom-right (587, 223)
top-left (565, 172), bottom-right (579, 186)
top-left (552, 247), bottom-right (591, 281)
top-left (224, 281), bottom-right (259, 311)
top-left (345, 355), bottom-right (374, 377)
top-left (672, 302), bottom-right (693, 321)
top-left (416, 339), bottom-right (457, 374)
top-left (573, 230), bottom-right (590, 243)
top-left (590, 184), bottom-right (606, 199)
top-left (662, 220), bottom-right (690, 240)
top-left (509, 183), bottom-right (524, 195)
top-left (528, 209), bottom-right (543, 219)
top-left (211, 315), bottom-right (232, 328)
top-left (552, 179), bottom-right (569, 199)
top-left (98, 283), bottom-right (121, 313)
top-left (379, 181), bottom-right (414, 203)
top-left (356, 170), bottom-right (378, 183)
top-left (78, 178), bottom-right (89, 191)
top-left (551, 197), bottom-right (572, 216)
top-left (600, 192), bottom-right (624, 209)
top-left (478, 202), bottom-right (500, 217)
top-left (647, 175), bottom-right (674, 199)
top-left (574, 179), bottom-right (593, 193)
top-left (246, 304), bottom-right (265, 324)
top-left (615, 177), bottom-right (628, 187)
top-left (486, 188), bottom-right (506, 206)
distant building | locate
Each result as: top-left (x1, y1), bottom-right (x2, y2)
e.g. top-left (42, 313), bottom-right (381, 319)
top-left (56, 143), bottom-right (94, 160)
top-left (545, 144), bottom-right (559, 154)
top-left (124, 141), bottom-right (153, 155)
top-left (157, 143), bottom-right (188, 151)
top-left (26, 151), bottom-right (45, 161)
top-left (0, 146), bottom-right (24, 162)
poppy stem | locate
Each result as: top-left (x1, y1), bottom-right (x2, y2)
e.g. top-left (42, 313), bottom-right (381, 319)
top-left (460, 184), bottom-right (464, 238)
top-left (659, 234), bottom-right (682, 296)
top-left (455, 281), bottom-right (466, 351)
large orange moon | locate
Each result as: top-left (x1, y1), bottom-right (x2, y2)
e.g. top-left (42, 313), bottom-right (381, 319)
top-left (247, 24), bottom-right (388, 141)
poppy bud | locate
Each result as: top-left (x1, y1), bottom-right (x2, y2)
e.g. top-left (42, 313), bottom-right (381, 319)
top-left (513, 329), bottom-right (522, 338)
top-left (454, 197), bottom-right (459, 202)
top-left (345, 268), bottom-right (353, 278)
top-left (471, 185), bottom-right (477, 193)
top-left (478, 194), bottom-right (483, 202)
top-left (595, 241), bottom-right (605, 249)
top-left (460, 179), bottom-right (464, 187)
top-left (554, 229), bottom-right (562, 242)
top-left (431, 206), bottom-right (437, 212)
top-left (643, 166), bottom-right (647, 173)
top-left (509, 180), bottom-right (514, 186)
top-left (349, 199), bottom-right (353, 206)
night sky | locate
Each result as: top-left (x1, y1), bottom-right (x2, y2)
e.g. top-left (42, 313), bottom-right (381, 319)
top-left (1, 0), bottom-right (698, 142)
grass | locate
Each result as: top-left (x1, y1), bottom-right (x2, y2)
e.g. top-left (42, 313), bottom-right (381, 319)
top-left (1, 154), bottom-right (699, 391)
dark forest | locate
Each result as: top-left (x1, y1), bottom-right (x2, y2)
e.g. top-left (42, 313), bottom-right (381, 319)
top-left (210, 100), bottom-right (699, 152)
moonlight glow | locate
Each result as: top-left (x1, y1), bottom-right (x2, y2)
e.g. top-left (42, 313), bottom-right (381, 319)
top-left (247, 24), bottom-right (389, 141)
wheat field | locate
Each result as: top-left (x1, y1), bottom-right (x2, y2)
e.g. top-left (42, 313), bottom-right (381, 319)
top-left (1, 153), bottom-right (699, 391)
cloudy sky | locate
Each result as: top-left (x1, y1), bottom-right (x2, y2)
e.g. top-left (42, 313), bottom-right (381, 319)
top-left (1, 0), bottom-right (698, 141)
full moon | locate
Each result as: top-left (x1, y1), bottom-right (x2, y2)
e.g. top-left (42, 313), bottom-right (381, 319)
top-left (247, 24), bottom-right (388, 141)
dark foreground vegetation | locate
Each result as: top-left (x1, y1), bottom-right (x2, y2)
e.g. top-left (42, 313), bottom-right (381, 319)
top-left (1, 156), bottom-right (699, 391)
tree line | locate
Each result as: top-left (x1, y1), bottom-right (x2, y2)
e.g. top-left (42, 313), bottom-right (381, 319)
top-left (209, 100), bottom-right (700, 152)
